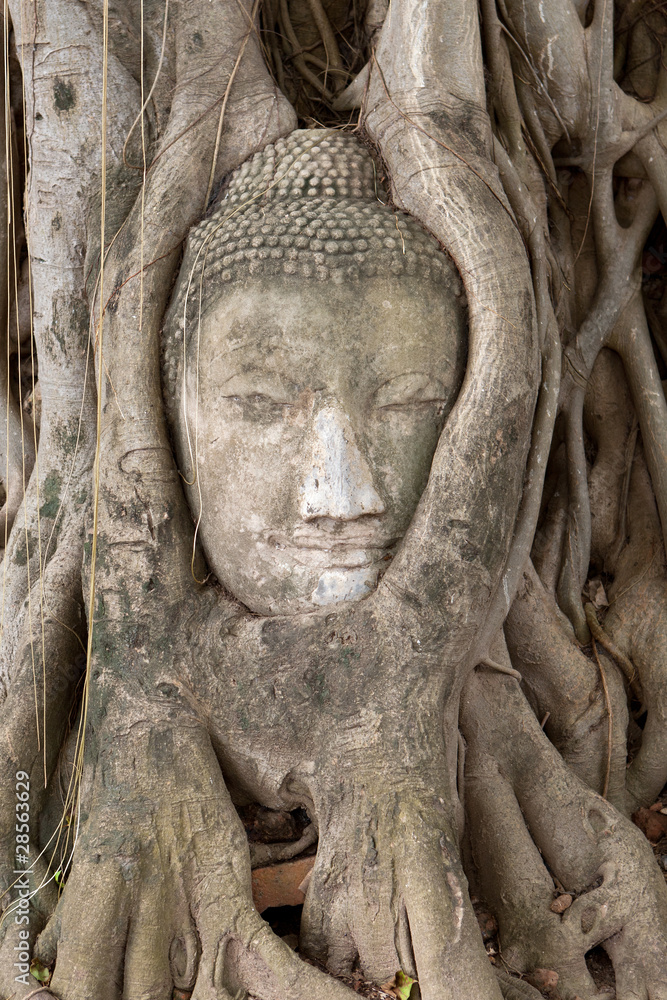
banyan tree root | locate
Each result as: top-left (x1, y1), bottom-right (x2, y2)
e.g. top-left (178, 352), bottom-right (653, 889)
top-left (494, 968), bottom-right (546, 1000)
top-left (603, 574), bottom-right (667, 813)
top-left (27, 592), bottom-right (505, 1000)
top-left (588, 431), bottom-right (667, 812)
top-left (460, 668), bottom-right (667, 1000)
top-left (583, 350), bottom-right (637, 575)
top-left (185, 589), bottom-right (510, 1000)
top-left (581, 385), bottom-right (667, 812)
top-left (296, 763), bottom-right (493, 996)
top-left (33, 675), bottom-right (356, 1000)
top-left (505, 561), bottom-right (629, 810)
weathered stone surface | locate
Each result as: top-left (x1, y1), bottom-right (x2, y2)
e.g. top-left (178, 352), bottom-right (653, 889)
top-left (163, 132), bottom-right (467, 615)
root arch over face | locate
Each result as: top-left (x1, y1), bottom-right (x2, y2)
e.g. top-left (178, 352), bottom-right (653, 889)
top-left (1, 1), bottom-right (667, 999)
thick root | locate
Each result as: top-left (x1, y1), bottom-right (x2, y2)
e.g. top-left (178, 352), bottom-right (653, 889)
top-left (495, 967), bottom-right (551, 999)
top-left (603, 575), bottom-right (667, 810)
top-left (584, 349), bottom-right (636, 573)
top-left (299, 769), bottom-right (502, 1000)
top-left (506, 562), bottom-right (629, 807)
top-left (36, 690), bottom-right (353, 1000)
top-left (461, 669), bottom-right (667, 1000)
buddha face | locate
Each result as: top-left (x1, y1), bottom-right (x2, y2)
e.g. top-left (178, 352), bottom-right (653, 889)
top-left (175, 275), bottom-right (466, 615)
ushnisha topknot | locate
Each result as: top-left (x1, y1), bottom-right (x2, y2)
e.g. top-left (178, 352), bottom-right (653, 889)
top-left (162, 129), bottom-right (463, 401)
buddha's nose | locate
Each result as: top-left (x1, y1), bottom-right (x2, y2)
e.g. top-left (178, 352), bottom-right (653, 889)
top-left (299, 405), bottom-right (386, 521)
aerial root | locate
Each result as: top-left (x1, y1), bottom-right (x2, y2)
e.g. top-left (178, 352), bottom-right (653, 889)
top-left (585, 603), bottom-right (642, 702)
top-left (494, 967), bottom-right (551, 1000)
top-left (506, 562), bottom-right (629, 807)
top-left (297, 769), bottom-right (503, 1000)
top-left (461, 668), bottom-right (667, 1000)
top-left (32, 695), bottom-right (356, 1000)
top-left (602, 573), bottom-right (667, 810)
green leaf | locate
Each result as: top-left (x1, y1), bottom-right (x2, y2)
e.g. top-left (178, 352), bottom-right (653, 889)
top-left (395, 970), bottom-right (416, 1000)
top-left (30, 958), bottom-right (51, 983)
top-left (54, 869), bottom-right (62, 884)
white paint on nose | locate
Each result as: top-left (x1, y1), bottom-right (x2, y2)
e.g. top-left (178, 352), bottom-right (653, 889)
top-left (299, 406), bottom-right (385, 520)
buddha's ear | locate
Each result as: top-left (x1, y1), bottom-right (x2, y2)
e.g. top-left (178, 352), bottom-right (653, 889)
top-left (366, 0), bottom-right (540, 658)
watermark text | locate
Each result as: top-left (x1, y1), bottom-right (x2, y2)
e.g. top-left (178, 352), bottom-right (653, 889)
top-left (13, 771), bottom-right (31, 986)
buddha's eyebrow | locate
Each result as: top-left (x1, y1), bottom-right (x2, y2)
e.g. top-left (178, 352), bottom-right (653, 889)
top-left (213, 332), bottom-right (279, 358)
top-left (212, 344), bottom-right (245, 361)
top-left (210, 343), bottom-right (266, 368)
top-left (216, 360), bottom-right (291, 383)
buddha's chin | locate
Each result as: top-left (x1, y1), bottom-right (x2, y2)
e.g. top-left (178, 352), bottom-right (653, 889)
top-left (220, 557), bottom-right (386, 616)
top-left (310, 566), bottom-right (379, 606)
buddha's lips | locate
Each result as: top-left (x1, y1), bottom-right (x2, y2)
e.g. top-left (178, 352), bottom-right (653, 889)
top-left (266, 531), bottom-right (398, 569)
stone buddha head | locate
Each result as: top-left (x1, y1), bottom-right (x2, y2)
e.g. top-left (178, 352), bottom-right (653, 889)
top-left (163, 130), bottom-right (467, 615)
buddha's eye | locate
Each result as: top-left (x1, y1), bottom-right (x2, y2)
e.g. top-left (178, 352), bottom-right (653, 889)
top-left (230, 393), bottom-right (294, 414)
top-left (374, 372), bottom-right (449, 411)
top-left (247, 393), bottom-right (289, 406)
top-left (222, 373), bottom-right (296, 411)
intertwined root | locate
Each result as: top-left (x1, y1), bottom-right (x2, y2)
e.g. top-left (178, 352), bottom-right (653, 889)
top-left (603, 575), bottom-right (667, 811)
top-left (33, 695), bottom-right (512, 1000)
top-left (495, 967), bottom-right (549, 999)
top-left (34, 689), bottom-right (355, 1000)
top-left (461, 670), bottom-right (667, 1000)
top-left (299, 770), bottom-right (502, 1000)
top-left (505, 562), bottom-right (629, 808)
